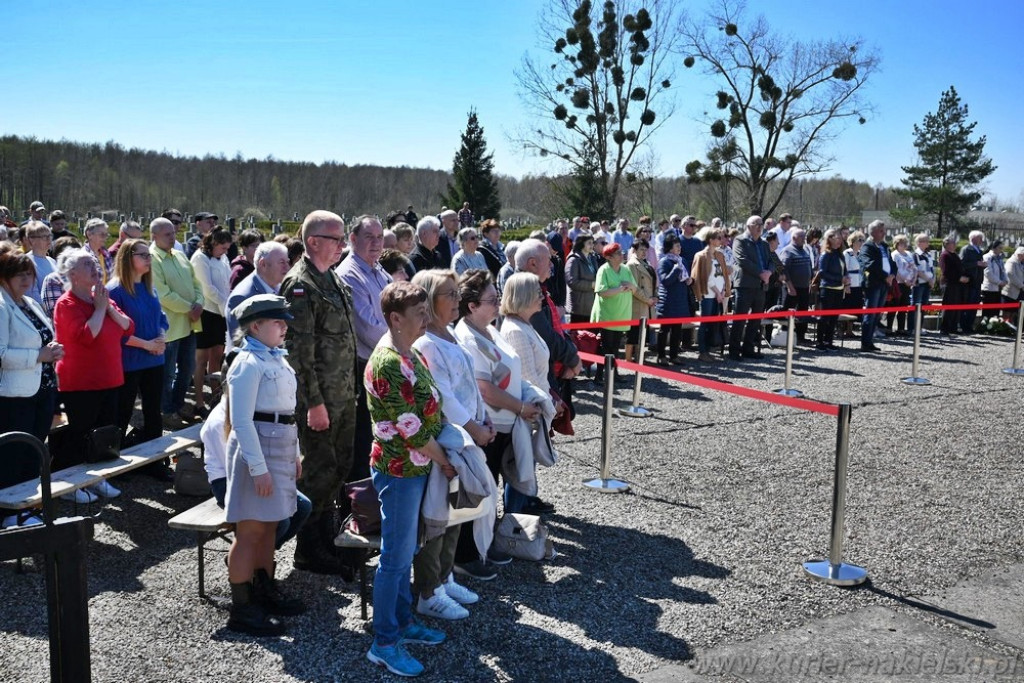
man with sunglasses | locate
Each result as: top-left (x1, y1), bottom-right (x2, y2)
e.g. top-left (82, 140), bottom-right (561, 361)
top-left (160, 209), bottom-right (187, 253)
top-left (280, 210), bottom-right (358, 577)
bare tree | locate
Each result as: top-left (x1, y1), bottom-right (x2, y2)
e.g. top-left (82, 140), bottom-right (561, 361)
top-left (514, 0), bottom-right (682, 218)
top-left (680, 0), bottom-right (879, 217)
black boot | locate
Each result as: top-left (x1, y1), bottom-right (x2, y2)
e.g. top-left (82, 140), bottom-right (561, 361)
top-left (293, 513), bottom-right (352, 577)
top-left (227, 581), bottom-right (286, 637)
top-left (252, 568), bottom-right (306, 616)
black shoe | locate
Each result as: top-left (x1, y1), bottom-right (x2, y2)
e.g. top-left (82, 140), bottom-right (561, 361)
top-left (486, 547), bottom-right (513, 565)
top-left (252, 568), bottom-right (306, 616)
top-left (741, 350), bottom-right (762, 359)
top-left (228, 602), bottom-right (286, 637)
top-left (228, 582), bottom-right (286, 637)
top-left (860, 344), bottom-right (880, 352)
top-left (453, 559), bottom-right (498, 581)
top-left (815, 344), bottom-right (829, 351)
top-left (827, 344), bottom-right (840, 351)
top-left (728, 351), bottom-right (743, 361)
top-left (522, 497), bottom-right (556, 514)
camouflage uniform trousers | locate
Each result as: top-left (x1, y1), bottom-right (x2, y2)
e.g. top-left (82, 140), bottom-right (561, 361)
top-left (296, 397), bottom-right (357, 517)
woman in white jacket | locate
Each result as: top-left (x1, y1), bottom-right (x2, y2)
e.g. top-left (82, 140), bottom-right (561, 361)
top-left (0, 247), bottom-right (65, 523)
top-left (1003, 247), bottom-right (1024, 302)
top-left (190, 227), bottom-right (232, 416)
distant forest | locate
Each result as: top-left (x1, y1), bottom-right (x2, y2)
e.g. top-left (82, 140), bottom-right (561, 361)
top-left (0, 134), bottom-right (903, 227)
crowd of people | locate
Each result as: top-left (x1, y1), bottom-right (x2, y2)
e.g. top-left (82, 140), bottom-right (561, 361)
top-left (1, 198), bottom-right (1022, 677)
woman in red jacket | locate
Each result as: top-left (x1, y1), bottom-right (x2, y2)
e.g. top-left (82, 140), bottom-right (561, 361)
top-left (53, 249), bottom-right (134, 498)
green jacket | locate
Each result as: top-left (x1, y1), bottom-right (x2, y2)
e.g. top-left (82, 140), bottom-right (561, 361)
top-left (151, 245), bottom-right (204, 342)
top-left (281, 256), bottom-right (358, 408)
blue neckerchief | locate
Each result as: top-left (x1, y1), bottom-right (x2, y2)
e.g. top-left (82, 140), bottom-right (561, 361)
top-left (242, 335), bottom-right (288, 358)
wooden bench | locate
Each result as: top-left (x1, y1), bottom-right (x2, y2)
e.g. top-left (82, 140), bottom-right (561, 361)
top-left (167, 497), bottom-right (232, 604)
top-left (335, 496), bottom-right (495, 621)
top-left (0, 423), bottom-right (203, 511)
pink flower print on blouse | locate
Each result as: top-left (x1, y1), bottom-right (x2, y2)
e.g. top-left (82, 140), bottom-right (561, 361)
top-left (374, 421), bottom-right (399, 441)
top-left (399, 357), bottom-right (417, 386)
top-left (395, 413), bottom-right (422, 440)
top-left (409, 449), bottom-right (430, 467)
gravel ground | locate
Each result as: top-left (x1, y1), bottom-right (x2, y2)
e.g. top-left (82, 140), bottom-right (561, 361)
top-left (1, 330), bottom-right (1022, 682)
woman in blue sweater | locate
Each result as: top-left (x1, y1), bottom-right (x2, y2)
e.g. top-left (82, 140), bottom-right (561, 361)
top-left (108, 239), bottom-right (169, 450)
top-left (816, 229), bottom-right (849, 351)
top-left (655, 234), bottom-right (693, 364)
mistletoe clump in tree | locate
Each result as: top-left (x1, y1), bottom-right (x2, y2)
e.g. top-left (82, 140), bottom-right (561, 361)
top-left (515, 0), bottom-right (680, 218)
top-left (893, 86), bottom-right (995, 234)
top-left (443, 110), bottom-right (502, 221)
top-left (681, 2), bottom-right (879, 217)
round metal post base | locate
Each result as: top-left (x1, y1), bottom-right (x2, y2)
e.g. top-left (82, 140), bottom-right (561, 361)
top-left (774, 388), bottom-right (804, 398)
top-left (802, 560), bottom-right (868, 586)
top-left (583, 478), bottom-right (631, 493)
top-left (618, 406), bottom-right (653, 418)
top-left (1003, 368), bottom-right (1024, 376)
top-left (900, 377), bottom-right (932, 386)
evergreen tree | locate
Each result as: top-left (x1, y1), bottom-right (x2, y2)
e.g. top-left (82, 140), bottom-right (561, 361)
top-left (443, 110), bottom-right (501, 220)
top-left (894, 86), bottom-right (995, 233)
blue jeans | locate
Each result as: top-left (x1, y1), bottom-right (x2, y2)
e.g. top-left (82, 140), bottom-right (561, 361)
top-left (504, 483), bottom-right (532, 514)
top-left (372, 469), bottom-right (427, 647)
top-left (162, 332), bottom-right (196, 414)
top-left (861, 283), bottom-right (888, 345)
top-left (698, 297), bottom-right (722, 353)
top-left (909, 283), bottom-right (931, 332)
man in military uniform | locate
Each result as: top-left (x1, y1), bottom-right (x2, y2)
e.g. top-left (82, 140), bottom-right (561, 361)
top-left (281, 210), bottom-right (357, 576)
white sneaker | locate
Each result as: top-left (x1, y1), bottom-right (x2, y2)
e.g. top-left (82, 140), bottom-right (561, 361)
top-left (62, 489), bottom-right (98, 504)
top-left (443, 573), bottom-right (479, 605)
top-left (87, 480), bottom-right (121, 499)
top-left (417, 585), bottom-right (469, 620)
top-left (2, 514), bottom-right (43, 528)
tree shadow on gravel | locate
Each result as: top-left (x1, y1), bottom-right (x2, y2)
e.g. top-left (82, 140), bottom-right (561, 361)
top-left (509, 516), bottom-right (728, 663)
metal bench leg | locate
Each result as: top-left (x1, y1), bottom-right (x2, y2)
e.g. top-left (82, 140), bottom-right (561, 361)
top-left (196, 531), bottom-right (207, 602)
top-left (360, 552), bottom-right (369, 622)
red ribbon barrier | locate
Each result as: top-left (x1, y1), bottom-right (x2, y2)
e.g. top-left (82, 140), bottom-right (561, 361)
top-left (563, 302), bottom-right (1020, 331)
top-left (578, 352), bottom-right (840, 417)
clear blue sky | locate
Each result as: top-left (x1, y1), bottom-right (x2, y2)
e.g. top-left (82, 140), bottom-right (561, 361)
top-left (5, 0), bottom-right (1023, 207)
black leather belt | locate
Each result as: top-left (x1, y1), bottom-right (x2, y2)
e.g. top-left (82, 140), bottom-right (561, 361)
top-left (253, 411), bottom-right (295, 425)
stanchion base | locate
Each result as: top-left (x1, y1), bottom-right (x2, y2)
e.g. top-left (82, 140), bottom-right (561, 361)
top-left (618, 406), bottom-right (653, 418)
top-left (582, 478), bottom-right (630, 493)
top-left (802, 560), bottom-right (868, 586)
top-left (1002, 368), bottom-right (1024, 376)
top-left (774, 388), bottom-right (804, 398)
top-left (900, 377), bottom-right (932, 386)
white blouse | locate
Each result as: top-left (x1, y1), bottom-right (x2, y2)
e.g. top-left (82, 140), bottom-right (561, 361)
top-left (413, 329), bottom-right (486, 428)
top-left (190, 250), bottom-right (232, 316)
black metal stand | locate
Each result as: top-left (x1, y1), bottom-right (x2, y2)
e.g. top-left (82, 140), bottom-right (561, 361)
top-left (0, 432), bottom-right (95, 683)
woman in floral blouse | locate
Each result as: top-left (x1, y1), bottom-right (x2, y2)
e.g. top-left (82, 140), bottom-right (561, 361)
top-left (364, 280), bottom-right (455, 678)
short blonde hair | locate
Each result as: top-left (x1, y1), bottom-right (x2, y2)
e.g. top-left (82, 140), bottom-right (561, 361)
top-left (500, 272), bottom-right (542, 317)
top-left (893, 234), bottom-right (910, 248)
top-left (847, 230), bottom-right (865, 247)
top-left (914, 232), bottom-right (930, 244)
top-left (411, 268), bottom-right (457, 326)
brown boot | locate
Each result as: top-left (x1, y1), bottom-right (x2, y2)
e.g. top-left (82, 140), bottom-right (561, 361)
top-left (624, 344), bottom-right (636, 363)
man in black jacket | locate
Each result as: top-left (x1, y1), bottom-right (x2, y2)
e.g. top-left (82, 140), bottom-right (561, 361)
top-left (858, 220), bottom-right (895, 351)
top-left (409, 216), bottom-right (443, 273)
top-left (958, 230), bottom-right (986, 334)
top-left (729, 216), bottom-right (773, 359)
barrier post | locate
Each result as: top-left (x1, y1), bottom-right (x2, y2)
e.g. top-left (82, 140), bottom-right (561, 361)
top-left (901, 304), bottom-right (931, 386)
top-left (620, 318), bottom-right (653, 418)
top-left (803, 403), bottom-right (868, 586)
top-left (584, 354), bottom-right (630, 493)
top-left (1003, 301), bottom-right (1024, 376)
top-left (774, 313), bottom-right (803, 398)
